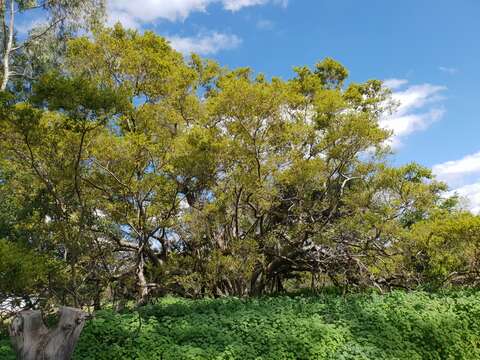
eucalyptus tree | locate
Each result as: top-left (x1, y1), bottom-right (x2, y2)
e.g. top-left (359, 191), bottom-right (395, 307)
top-left (0, 0), bottom-right (105, 91)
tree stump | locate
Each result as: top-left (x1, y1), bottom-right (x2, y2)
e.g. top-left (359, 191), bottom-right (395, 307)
top-left (9, 307), bottom-right (88, 360)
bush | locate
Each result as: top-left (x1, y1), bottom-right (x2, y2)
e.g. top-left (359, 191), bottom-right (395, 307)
top-left (1, 291), bottom-right (479, 359)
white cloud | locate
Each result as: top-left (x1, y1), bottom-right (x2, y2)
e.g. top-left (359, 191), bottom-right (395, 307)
top-left (383, 78), bottom-right (408, 90)
top-left (433, 151), bottom-right (480, 214)
top-left (433, 151), bottom-right (480, 185)
top-left (380, 79), bottom-right (446, 147)
top-left (221, 0), bottom-right (287, 10)
top-left (222, 0), bottom-right (268, 11)
top-left (381, 107), bottom-right (445, 140)
top-left (392, 83), bottom-right (446, 115)
top-left (168, 32), bottom-right (242, 55)
top-left (446, 182), bottom-right (480, 214)
top-left (438, 66), bottom-right (458, 75)
top-left (108, 0), bottom-right (210, 26)
top-left (108, 0), bottom-right (287, 26)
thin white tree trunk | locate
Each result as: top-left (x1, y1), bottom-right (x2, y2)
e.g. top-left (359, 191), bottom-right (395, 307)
top-left (1, 0), bottom-right (14, 91)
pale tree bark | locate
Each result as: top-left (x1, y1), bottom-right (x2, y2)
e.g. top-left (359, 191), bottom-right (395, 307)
top-left (9, 307), bottom-right (88, 360)
top-left (1, 0), bottom-right (14, 91)
top-left (136, 250), bottom-right (150, 306)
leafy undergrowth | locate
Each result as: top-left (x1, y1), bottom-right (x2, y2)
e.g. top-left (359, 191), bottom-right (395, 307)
top-left (0, 337), bottom-right (14, 360)
top-left (1, 291), bottom-right (480, 359)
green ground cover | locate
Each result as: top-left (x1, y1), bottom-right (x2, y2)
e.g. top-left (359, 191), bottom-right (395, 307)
top-left (1, 291), bottom-right (479, 359)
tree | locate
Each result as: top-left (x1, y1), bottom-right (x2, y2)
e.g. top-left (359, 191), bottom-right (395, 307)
top-left (400, 211), bottom-right (480, 288)
top-left (64, 25), bottom-right (218, 304)
top-left (0, 240), bottom-right (62, 318)
top-left (0, 0), bottom-right (105, 91)
top-left (0, 72), bottom-right (121, 308)
top-left (1, 24), bottom-right (476, 312)
top-left (175, 59), bottom-right (452, 295)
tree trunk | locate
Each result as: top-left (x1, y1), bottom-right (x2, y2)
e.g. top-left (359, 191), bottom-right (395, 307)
top-left (1, 0), bottom-right (14, 91)
top-left (136, 252), bottom-right (149, 306)
top-left (9, 307), bottom-right (88, 360)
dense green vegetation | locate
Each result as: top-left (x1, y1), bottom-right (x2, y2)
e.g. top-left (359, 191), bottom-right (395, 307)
top-left (3, 291), bottom-right (480, 359)
top-left (1, 1), bottom-right (479, 358)
top-left (1, 23), bottom-right (479, 312)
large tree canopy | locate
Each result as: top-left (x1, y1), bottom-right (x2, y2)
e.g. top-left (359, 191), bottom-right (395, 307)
top-left (0, 25), bottom-right (478, 311)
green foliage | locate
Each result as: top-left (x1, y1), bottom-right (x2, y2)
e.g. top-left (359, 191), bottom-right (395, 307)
top-left (3, 291), bottom-right (479, 359)
top-left (0, 239), bottom-right (63, 302)
top-left (1, 10), bottom-right (479, 360)
top-left (314, 57), bottom-right (349, 89)
top-left (0, 23), bottom-right (478, 307)
top-left (0, 337), bottom-right (15, 360)
top-left (401, 212), bottom-right (480, 288)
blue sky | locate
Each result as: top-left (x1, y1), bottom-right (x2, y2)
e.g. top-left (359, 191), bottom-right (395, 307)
top-left (19, 0), bottom-right (480, 212)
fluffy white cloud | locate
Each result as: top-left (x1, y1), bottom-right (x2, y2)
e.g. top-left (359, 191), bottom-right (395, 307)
top-left (433, 151), bottom-right (480, 214)
top-left (108, 0), bottom-right (286, 26)
top-left (381, 108), bottom-right (444, 139)
top-left (433, 151), bottom-right (480, 185)
top-left (380, 79), bottom-right (446, 147)
top-left (108, 0), bottom-right (209, 26)
top-left (168, 32), bottom-right (242, 54)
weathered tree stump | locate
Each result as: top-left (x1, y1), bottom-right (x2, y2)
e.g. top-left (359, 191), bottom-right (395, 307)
top-left (9, 307), bottom-right (88, 360)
